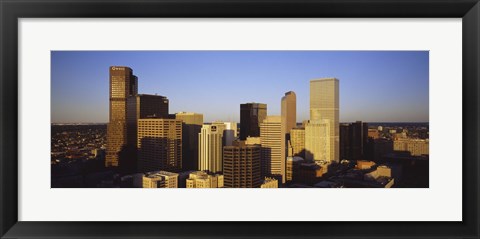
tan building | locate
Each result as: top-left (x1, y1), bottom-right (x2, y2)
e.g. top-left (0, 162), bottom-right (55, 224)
top-left (199, 124), bottom-right (225, 173)
top-left (185, 171), bottom-right (224, 188)
top-left (137, 118), bottom-right (182, 172)
top-left (175, 112), bottom-right (203, 170)
top-left (260, 116), bottom-right (285, 183)
top-left (309, 78), bottom-right (339, 163)
top-left (393, 138), bottom-right (429, 156)
top-left (305, 120), bottom-right (330, 162)
top-left (223, 140), bottom-right (262, 188)
top-left (106, 66), bottom-right (138, 167)
top-left (290, 127), bottom-right (305, 158)
top-left (281, 91), bottom-right (297, 134)
top-left (142, 171), bottom-right (179, 188)
top-left (127, 94), bottom-right (169, 147)
top-left (260, 177), bottom-right (279, 188)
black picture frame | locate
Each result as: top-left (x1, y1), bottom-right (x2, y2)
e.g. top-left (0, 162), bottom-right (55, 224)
top-left (1, 0), bottom-right (479, 238)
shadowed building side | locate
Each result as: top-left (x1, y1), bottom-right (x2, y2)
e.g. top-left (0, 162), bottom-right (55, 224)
top-left (240, 103), bottom-right (267, 140)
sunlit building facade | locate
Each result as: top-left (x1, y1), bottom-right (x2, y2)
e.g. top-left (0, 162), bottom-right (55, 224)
top-left (137, 118), bottom-right (182, 172)
top-left (309, 78), bottom-right (339, 163)
top-left (199, 124), bottom-right (226, 173)
top-left (260, 116), bottom-right (285, 183)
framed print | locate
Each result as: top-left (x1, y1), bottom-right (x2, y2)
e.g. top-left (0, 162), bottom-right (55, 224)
top-left (1, 0), bottom-right (479, 238)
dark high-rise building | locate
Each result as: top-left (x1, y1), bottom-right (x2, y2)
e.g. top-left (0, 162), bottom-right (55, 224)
top-left (175, 112), bottom-right (203, 170)
top-left (106, 66), bottom-right (138, 167)
top-left (340, 121), bottom-right (368, 161)
top-left (127, 94), bottom-right (169, 147)
top-left (240, 103), bottom-right (267, 140)
top-left (118, 94), bottom-right (169, 173)
top-left (223, 140), bottom-right (262, 188)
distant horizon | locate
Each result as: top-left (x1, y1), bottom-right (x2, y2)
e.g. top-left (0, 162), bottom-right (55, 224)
top-left (51, 51), bottom-right (429, 123)
top-left (51, 121), bottom-right (430, 125)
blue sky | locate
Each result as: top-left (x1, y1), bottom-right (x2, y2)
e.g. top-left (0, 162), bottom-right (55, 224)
top-left (51, 51), bottom-right (429, 123)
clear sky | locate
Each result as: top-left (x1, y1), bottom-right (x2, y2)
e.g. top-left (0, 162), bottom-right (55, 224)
top-left (51, 51), bottom-right (429, 123)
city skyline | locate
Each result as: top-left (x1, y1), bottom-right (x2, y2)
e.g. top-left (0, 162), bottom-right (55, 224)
top-left (51, 51), bottom-right (429, 123)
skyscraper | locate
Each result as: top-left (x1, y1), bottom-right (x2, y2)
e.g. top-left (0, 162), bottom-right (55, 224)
top-left (106, 66), bottom-right (138, 167)
top-left (223, 140), bottom-right (262, 188)
top-left (175, 112), bottom-right (203, 170)
top-left (281, 91), bottom-right (297, 135)
top-left (240, 103), bottom-right (267, 140)
top-left (281, 91), bottom-right (296, 181)
top-left (308, 78), bottom-right (339, 163)
top-left (260, 116), bottom-right (285, 183)
top-left (198, 124), bottom-right (226, 173)
top-left (137, 118), bottom-right (182, 172)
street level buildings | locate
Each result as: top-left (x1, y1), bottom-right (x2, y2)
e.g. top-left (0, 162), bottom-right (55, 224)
top-left (186, 171), bottom-right (224, 188)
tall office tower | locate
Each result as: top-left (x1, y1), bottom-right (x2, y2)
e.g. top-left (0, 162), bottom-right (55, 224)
top-left (106, 66), bottom-right (138, 167)
top-left (137, 118), bottom-right (182, 173)
top-left (350, 121), bottom-right (368, 160)
top-left (260, 116), bottom-right (285, 183)
top-left (340, 121), bottom-right (368, 161)
top-left (290, 127), bottom-right (306, 158)
top-left (122, 94), bottom-right (169, 172)
top-left (198, 124), bottom-right (226, 173)
top-left (240, 103), bottom-right (267, 140)
top-left (223, 140), bottom-right (262, 188)
top-left (281, 91), bottom-right (297, 134)
top-left (212, 121), bottom-right (238, 146)
top-left (175, 112), bottom-right (203, 170)
top-left (340, 123), bottom-right (351, 160)
top-left (309, 78), bottom-right (339, 163)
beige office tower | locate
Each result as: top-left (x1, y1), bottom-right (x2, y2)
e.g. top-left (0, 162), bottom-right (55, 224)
top-left (137, 119), bottom-right (182, 172)
top-left (175, 112), bottom-right (204, 170)
top-left (260, 116), bottom-right (285, 183)
top-left (106, 66), bottom-right (138, 167)
top-left (199, 124), bottom-right (226, 173)
top-left (212, 121), bottom-right (238, 146)
top-left (309, 78), bottom-right (339, 163)
top-left (290, 127), bottom-right (306, 158)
